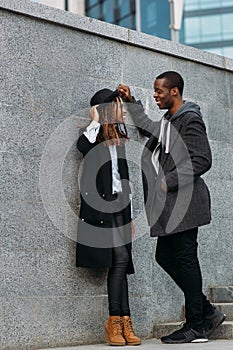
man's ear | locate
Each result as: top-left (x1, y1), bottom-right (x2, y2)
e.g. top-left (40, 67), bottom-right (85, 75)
top-left (171, 87), bottom-right (179, 96)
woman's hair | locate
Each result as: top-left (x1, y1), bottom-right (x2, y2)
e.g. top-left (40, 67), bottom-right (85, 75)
top-left (97, 96), bottom-right (129, 146)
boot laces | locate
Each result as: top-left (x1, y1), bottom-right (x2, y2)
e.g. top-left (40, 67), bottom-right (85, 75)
top-left (111, 319), bottom-right (123, 336)
top-left (124, 318), bottom-right (133, 335)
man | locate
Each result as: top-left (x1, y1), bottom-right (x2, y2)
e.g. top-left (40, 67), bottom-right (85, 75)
top-left (118, 71), bottom-right (225, 344)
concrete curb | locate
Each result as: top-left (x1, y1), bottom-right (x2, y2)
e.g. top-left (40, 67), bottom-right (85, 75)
top-left (38, 339), bottom-right (233, 350)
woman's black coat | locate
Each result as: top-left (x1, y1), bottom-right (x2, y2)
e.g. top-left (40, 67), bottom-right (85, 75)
top-left (76, 130), bottom-right (134, 274)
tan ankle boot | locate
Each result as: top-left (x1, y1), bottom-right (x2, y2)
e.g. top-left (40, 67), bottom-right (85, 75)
top-left (122, 316), bottom-right (141, 346)
top-left (105, 316), bottom-right (126, 346)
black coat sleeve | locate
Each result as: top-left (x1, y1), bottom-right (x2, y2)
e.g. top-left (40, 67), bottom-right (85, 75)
top-left (76, 128), bottom-right (97, 156)
top-left (127, 99), bottom-right (159, 138)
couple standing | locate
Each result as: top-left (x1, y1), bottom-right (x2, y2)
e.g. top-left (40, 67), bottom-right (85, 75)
top-left (76, 71), bottom-right (225, 345)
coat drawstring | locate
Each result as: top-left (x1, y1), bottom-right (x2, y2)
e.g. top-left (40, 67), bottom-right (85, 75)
top-left (158, 117), bottom-right (170, 154)
top-left (151, 117), bottom-right (171, 175)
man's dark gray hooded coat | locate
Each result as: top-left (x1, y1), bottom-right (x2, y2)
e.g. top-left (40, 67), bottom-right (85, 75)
top-left (128, 100), bottom-right (212, 237)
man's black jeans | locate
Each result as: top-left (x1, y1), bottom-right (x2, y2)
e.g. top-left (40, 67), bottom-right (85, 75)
top-left (156, 227), bottom-right (213, 330)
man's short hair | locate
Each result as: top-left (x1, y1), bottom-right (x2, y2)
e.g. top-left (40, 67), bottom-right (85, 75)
top-left (156, 71), bottom-right (184, 96)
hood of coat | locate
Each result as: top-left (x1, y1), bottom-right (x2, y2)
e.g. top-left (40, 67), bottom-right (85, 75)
top-left (156, 101), bottom-right (203, 157)
top-left (166, 100), bottom-right (203, 123)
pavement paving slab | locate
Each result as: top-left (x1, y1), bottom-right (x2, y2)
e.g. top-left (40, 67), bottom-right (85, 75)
top-left (38, 339), bottom-right (233, 350)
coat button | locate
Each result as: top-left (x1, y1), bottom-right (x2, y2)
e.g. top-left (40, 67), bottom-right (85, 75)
top-left (81, 218), bottom-right (84, 221)
top-left (100, 220), bottom-right (104, 224)
top-left (102, 194), bottom-right (105, 198)
top-left (85, 192), bottom-right (88, 195)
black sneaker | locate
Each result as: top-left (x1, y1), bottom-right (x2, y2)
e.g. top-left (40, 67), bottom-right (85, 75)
top-left (161, 324), bottom-right (208, 344)
top-left (204, 306), bottom-right (226, 337)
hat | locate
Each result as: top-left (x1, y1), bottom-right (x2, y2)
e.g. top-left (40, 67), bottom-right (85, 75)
top-left (90, 88), bottom-right (119, 106)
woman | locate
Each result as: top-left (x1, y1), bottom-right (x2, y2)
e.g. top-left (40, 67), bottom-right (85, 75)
top-left (76, 88), bottom-right (141, 346)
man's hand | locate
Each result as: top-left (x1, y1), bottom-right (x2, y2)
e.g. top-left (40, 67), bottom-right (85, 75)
top-left (131, 220), bottom-right (135, 239)
top-left (89, 105), bottom-right (99, 122)
top-left (161, 181), bottom-right (168, 193)
top-left (118, 84), bottom-right (133, 102)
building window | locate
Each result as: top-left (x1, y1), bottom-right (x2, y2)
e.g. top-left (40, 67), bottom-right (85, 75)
top-left (201, 15), bottom-right (221, 42)
top-left (223, 45), bottom-right (233, 56)
top-left (140, 0), bottom-right (170, 39)
top-left (85, 0), bottom-right (136, 30)
top-left (184, 17), bottom-right (201, 43)
top-left (222, 12), bottom-right (233, 39)
top-left (183, 0), bottom-right (233, 58)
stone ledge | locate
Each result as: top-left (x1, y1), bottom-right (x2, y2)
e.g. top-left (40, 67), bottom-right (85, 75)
top-left (210, 287), bottom-right (233, 303)
top-left (153, 321), bottom-right (233, 340)
top-left (216, 303), bottom-right (233, 321)
top-left (0, 0), bottom-right (233, 72)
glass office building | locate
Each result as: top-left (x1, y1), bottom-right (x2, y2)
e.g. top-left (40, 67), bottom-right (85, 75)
top-left (182, 0), bottom-right (233, 58)
top-left (85, 0), bottom-right (233, 59)
top-left (85, 0), bottom-right (170, 40)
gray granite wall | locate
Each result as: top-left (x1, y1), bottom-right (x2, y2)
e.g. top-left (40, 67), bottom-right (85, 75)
top-left (0, 0), bottom-right (233, 349)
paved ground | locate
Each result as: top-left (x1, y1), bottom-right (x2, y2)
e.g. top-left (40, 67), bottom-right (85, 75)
top-left (39, 339), bottom-right (233, 350)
